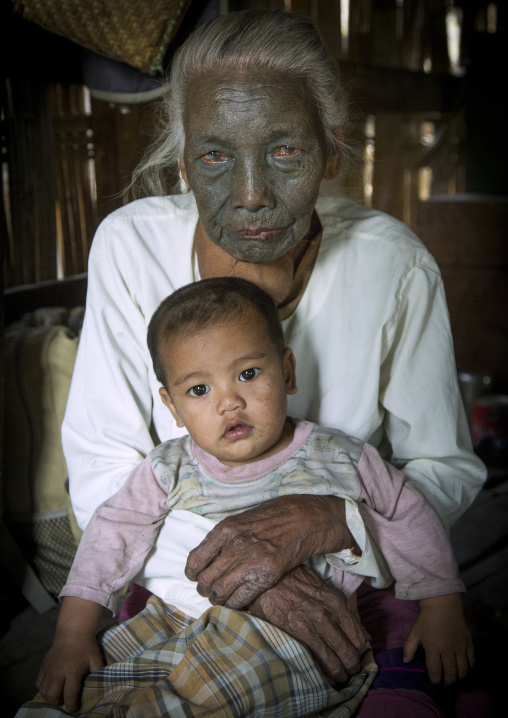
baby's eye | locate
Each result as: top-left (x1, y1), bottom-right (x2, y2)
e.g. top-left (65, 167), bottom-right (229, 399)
top-left (201, 150), bottom-right (229, 163)
top-left (239, 368), bottom-right (260, 382)
top-left (273, 145), bottom-right (301, 158)
top-left (188, 384), bottom-right (210, 396)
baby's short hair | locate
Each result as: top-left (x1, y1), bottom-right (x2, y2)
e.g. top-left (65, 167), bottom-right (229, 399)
top-left (147, 277), bottom-right (284, 387)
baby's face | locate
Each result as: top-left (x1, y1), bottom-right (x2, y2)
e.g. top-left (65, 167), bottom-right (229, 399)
top-left (159, 310), bottom-right (296, 466)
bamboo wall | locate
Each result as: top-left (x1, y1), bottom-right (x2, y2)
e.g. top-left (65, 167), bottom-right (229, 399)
top-left (2, 0), bottom-right (506, 382)
top-left (415, 197), bottom-right (508, 383)
top-left (1, 79), bottom-right (159, 286)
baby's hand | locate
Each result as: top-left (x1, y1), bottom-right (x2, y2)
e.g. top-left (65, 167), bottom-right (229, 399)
top-left (36, 632), bottom-right (104, 712)
top-left (403, 593), bottom-right (474, 686)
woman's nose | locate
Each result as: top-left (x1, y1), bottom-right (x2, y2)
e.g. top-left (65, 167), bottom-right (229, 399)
top-left (230, 159), bottom-right (276, 212)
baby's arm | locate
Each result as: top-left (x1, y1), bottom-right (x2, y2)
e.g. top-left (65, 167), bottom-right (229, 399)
top-left (404, 593), bottom-right (474, 685)
top-left (37, 457), bottom-right (170, 710)
top-left (354, 443), bottom-right (475, 683)
top-left (356, 444), bottom-right (465, 601)
top-left (36, 597), bottom-right (105, 712)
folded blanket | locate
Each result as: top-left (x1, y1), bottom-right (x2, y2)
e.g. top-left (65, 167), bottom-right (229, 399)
top-left (16, 596), bottom-right (377, 717)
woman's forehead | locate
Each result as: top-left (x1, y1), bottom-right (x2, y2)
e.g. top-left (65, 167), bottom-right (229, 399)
top-left (183, 68), bottom-right (322, 140)
top-left (185, 68), bottom-right (311, 114)
top-left (192, 64), bottom-right (305, 92)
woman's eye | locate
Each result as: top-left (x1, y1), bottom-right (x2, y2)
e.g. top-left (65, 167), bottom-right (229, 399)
top-left (273, 145), bottom-right (301, 158)
top-left (201, 150), bottom-right (228, 163)
top-left (188, 384), bottom-right (210, 397)
top-left (239, 368), bottom-right (260, 382)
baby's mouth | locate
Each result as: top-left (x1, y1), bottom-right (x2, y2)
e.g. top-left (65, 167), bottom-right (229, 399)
top-left (222, 419), bottom-right (252, 440)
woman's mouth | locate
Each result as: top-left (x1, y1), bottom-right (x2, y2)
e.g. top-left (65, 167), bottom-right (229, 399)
top-left (235, 227), bottom-right (287, 241)
top-left (223, 419), bottom-right (253, 440)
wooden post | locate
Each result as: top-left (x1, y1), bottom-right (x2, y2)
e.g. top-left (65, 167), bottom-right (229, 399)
top-left (3, 77), bottom-right (57, 286)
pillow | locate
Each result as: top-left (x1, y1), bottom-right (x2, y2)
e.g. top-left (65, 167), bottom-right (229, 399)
top-left (3, 322), bottom-right (82, 595)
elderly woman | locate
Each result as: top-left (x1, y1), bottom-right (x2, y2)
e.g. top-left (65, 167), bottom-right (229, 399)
top-left (59, 9), bottom-right (484, 718)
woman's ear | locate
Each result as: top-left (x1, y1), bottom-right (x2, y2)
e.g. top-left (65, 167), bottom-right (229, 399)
top-left (283, 348), bottom-right (298, 395)
top-left (323, 128), bottom-right (344, 180)
top-left (323, 150), bottom-right (341, 180)
top-left (159, 387), bottom-right (185, 428)
top-left (178, 159), bottom-right (189, 189)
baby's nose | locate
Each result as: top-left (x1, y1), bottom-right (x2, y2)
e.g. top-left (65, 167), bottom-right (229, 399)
top-left (216, 387), bottom-right (246, 413)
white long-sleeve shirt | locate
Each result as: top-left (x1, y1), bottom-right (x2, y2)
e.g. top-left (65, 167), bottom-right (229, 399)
top-left (62, 193), bottom-right (486, 586)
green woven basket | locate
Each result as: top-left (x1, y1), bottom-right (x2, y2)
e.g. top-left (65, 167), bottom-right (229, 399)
top-left (13, 0), bottom-right (192, 74)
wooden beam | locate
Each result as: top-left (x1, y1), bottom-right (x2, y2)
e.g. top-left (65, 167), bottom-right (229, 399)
top-left (338, 61), bottom-right (466, 114)
top-left (3, 274), bottom-right (87, 326)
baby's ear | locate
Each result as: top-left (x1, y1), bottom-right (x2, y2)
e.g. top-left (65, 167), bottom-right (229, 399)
top-left (159, 387), bottom-right (185, 428)
top-left (283, 348), bottom-right (298, 395)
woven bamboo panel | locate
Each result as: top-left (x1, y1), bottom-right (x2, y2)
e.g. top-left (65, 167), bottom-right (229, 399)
top-left (13, 0), bottom-right (192, 74)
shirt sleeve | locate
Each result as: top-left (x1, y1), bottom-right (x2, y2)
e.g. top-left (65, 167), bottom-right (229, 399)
top-left (354, 443), bottom-right (466, 601)
top-left (380, 261), bottom-right (486, 527)
top-left (62, 220), bottom-right (158, 530)
top-left (60, 457), bottom-right (169, 615)
top-left (325, 498), bottom-right (393, 588)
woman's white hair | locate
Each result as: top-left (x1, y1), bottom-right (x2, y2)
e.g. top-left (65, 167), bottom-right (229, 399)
top-left (132, 9), bottom-right (351, 197)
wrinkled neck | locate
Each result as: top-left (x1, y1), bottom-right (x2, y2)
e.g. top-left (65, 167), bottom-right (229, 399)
top-left (194, 212), bottom-right (321, 309)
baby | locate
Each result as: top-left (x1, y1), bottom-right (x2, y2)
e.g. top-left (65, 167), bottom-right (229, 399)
top-left (35, 277), bottom-right (473, 712)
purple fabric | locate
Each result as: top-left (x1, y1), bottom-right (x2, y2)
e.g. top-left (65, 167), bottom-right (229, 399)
top-left (118, 583), bottom-right (151, 622)
top-left (356, 581), bottom-right (420, 653)
top-left (355, 583), bottom-right (446, 717)
top-left (356, 583), bottom-right (494, 717)
top-left (370, 647), bottom-right (443, 701)
top-left (354, 688), bottom-right (447, 717)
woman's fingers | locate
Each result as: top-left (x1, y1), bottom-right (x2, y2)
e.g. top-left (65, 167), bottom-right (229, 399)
top-left (186, 495), bottom-right (353, 605)
top-left (287, 609), bottom-right (361, 684)
top-left (185, 528), bottom-right (225, 581)
top-left (248, 565), bottom-right (368, 683)
top-left (186, 510), bottom-right (297, 605)
top-left (194, 542), bottom-right (285, 607)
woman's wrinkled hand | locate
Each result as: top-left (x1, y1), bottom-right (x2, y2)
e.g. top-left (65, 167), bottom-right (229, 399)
top-left (248, 565), bottom-right (369, 685)
top-left (185, 494), bottom-right (358, 608)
